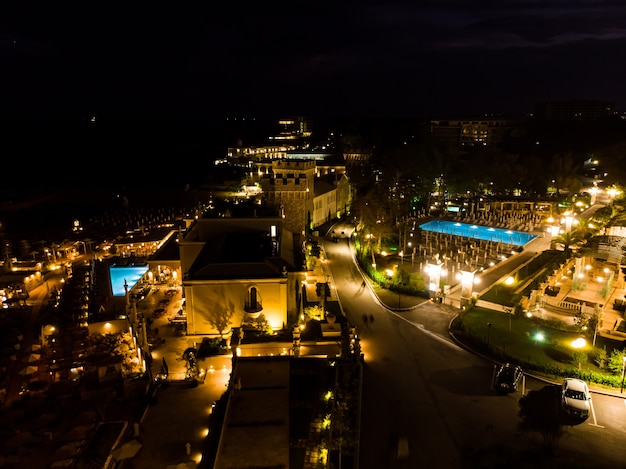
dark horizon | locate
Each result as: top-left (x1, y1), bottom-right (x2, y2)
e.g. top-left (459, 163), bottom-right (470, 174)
top-left (3, 3), bottom-right (626, 119)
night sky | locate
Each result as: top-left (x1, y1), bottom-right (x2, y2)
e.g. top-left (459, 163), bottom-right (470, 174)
top-left (2, 1), bottom-right (626, 120)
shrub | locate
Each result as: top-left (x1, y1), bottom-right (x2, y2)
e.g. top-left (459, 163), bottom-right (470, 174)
top-left (607, 347), bottom-right (626, 375)
top-left (197, 338), bottom-right (227, 358)
top-left (571, 351), bottom-right (588, 370)
top-left (594, 347), bottom-right (608, 370)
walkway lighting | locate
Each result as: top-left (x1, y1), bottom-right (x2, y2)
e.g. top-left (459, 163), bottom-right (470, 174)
top-left (426, 261), bottom-right (444, 301)
top-left (562, 211), bottom-right (574, 232)
top-left (459, 269), bottom-right (476, 308)
top-left (608, 186), bottom-right (620, 203)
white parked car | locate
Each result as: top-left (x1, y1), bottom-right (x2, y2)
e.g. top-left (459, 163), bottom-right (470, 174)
top-left (561, 378), bottom-right (591, 420)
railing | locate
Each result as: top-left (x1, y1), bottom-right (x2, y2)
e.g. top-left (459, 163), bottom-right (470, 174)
top-left (244, 299), bottom-right (263, 313)
top-left (540, 297), bottom-right (597, 317)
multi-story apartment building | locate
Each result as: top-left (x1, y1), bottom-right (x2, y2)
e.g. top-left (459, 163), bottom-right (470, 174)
top-left (430, 116), bottom-right (525, 148)
top-left (533, 100), bottom-right (614, 121)
top-left (269, 117), bottom-right (313, 141)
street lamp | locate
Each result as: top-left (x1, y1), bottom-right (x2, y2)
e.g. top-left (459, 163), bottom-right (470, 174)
top-left (621, 356), bottom-right (626, 393)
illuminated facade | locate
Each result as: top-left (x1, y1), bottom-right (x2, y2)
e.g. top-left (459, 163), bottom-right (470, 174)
top-left (179, 217), bottom-right (306, 337)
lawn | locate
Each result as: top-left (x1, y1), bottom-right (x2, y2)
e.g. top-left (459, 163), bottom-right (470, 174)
top-left (453, 307), bottom-right (626, 390)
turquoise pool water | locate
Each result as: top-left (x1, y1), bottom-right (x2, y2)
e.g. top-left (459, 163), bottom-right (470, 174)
top-left (109, 265), bottom-right (149, 296)
top-left (419, 220), bottom-right (536, 246)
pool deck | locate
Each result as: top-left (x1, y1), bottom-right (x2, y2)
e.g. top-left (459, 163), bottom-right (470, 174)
top-left (426, 216), bottom-right (626, 342)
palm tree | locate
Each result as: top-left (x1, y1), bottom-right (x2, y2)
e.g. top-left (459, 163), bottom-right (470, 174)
top-left (572, 218), bottom-right (599, 243)
top-left (552, 229), bottom-right (585, 251)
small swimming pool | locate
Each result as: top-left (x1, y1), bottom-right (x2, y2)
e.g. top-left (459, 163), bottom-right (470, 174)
top-left (419, 220), bottom-right (536, 246)
top-left (109, 265), bottom-right (149, 297)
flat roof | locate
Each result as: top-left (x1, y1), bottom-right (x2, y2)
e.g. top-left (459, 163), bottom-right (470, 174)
top-left (212, 356), bottom-right (290, 469)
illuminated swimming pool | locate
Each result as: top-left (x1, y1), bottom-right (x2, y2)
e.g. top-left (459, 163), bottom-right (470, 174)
top-left (109, 265), bottom-right (149, 297)
top-left (419, 220), bottom-right (536, 246)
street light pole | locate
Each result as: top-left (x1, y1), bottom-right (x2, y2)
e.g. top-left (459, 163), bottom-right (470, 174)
top-left (503, 307), bottom-right (513, 332)
top-left (621, 356), bottom-right (626, 393)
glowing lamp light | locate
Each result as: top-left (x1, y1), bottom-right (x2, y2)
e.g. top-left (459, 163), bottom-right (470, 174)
top-left (505, 276), bottom-right (515, 285)
top-left (533, 331), bottom-right (545, 342)
top-left (571, 337), bottom-right (587, 349)
top-left (426, 261), bottom-right (444, 293)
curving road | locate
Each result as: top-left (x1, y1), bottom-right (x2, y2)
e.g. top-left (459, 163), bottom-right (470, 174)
top-left (322, 225), bottom-right (626, 469)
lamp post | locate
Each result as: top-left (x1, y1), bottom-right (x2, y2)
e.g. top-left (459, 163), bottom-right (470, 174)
top-left (503, 307), bottom-right (513, 332)
top-left (396, 266), bottom-right (401, 309)
top-left (562, 211), bottom-right (574, 232)
top-left (425, 260), bottom-right (443, 302)
top-left (621, 356), bottom-right (626, 393)
top-left (459, 269), bottom-right (476, 310)
top-left (590, 185), bottom-right (598, 205)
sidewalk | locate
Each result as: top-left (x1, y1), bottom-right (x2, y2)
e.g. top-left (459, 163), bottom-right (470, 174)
top-left (132, 284), bottom-right (232, 469)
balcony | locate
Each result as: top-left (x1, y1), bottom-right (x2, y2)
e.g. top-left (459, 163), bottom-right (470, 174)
top-left (244, 299), bottom-right (263, 314)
